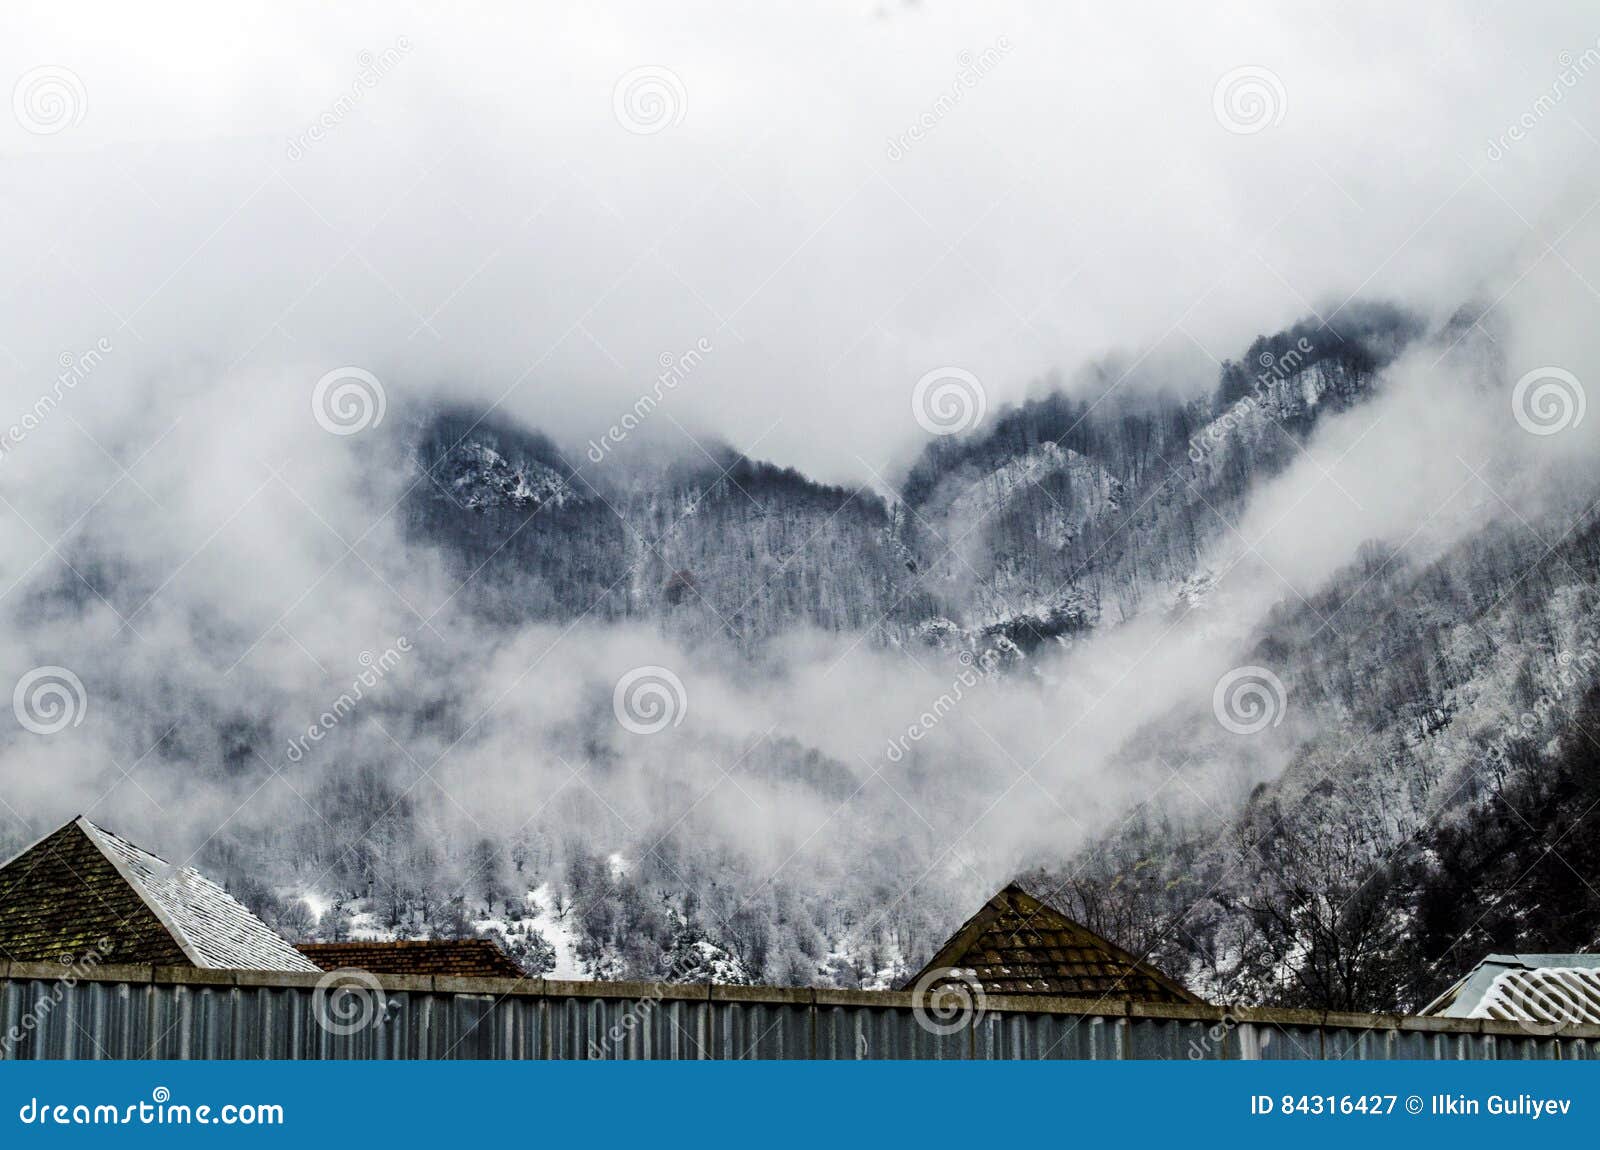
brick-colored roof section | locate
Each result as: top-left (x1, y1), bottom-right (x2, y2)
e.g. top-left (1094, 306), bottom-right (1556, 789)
top-left (0, 817), bottom-right (319, 973)
top-left (0, 821), bottom-right (189, 967)
top-left (905, 882), bottom-right (1201, 1004)
top-left (296, 939), bottom-right (528, 979)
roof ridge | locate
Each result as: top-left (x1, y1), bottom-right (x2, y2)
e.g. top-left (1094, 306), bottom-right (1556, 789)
top-left (74, 816), bottom-right (208, 967)
top-left (2, 815), bottom-right (316, 974)
top-left (76, 817), bottom-right (318, 973)
top-left (901, 880), bottom-right (1201, 1004)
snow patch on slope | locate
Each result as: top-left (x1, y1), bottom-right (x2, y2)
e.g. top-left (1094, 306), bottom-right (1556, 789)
top-left (444, 442), bottom-right (576, 512)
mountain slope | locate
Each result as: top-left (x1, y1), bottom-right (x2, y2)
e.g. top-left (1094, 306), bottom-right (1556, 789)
top-left (198, 299), bottom-right (1600, 1008)
top-left (409, 302), bottom-right (1423, 654)
top-left (1028, 487), bottom-right (1600, 1011)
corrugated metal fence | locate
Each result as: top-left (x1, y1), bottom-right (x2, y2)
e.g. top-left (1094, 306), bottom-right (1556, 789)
top-left (2, 962), bottom-right (1597, 1060)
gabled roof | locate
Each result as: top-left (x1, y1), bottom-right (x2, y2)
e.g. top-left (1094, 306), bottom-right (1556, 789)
top-left (0, 816), bottom-right (318, 973)
top-left (296, 939), bottom-right (528, 979)
top-left (1421, 953), bottom-right (1600, 1024)
top-left (904, 881), bottom-right (1201, 1004)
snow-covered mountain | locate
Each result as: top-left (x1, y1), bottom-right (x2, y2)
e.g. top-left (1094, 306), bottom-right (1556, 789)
top-left (59, 299), bottom-right (1595, 1007)
top-left (406, 303), bottom-right (1420, 657)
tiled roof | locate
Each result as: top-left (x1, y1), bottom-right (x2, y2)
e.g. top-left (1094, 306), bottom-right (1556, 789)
top-left (0, 817), bottom-right (318, 973)
top-left (296, 939), bottom-right (528, 978)
top-left (904, 882), bottom-right (1201, 1004)
top-left (1421, 953), bottom-right (1600, 1024)
top-left (0, 819), bottom-right (188, 967)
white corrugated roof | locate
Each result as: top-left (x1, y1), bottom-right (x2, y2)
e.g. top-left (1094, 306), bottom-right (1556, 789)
top-left (77, 817), bottom-right (319, 973)
top-left (1422, 953), bottom-right (1600, 1026)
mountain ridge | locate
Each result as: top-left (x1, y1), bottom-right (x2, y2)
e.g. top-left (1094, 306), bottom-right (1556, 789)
top-left (406, 301), bottom-right (1424, 656)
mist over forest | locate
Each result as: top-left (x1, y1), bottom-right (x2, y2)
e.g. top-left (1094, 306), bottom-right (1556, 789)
top-left (3, 1), bottom-right (1600, 1009)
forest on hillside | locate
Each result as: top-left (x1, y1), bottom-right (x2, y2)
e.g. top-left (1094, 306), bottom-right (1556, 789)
top-left (142, 303), bottom-right (1599, 1011)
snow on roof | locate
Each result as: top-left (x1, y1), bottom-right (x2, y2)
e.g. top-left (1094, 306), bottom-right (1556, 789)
top-left (76, 817), bottom-right (320, 973)
top-left (1421, 953), bottom-right (1600, 1025)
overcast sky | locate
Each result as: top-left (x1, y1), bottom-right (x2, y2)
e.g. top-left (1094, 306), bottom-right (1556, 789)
top-left (5, 1), bottom-right (1600, 484)
top-left (3, 2), bottom-right (1600, 878)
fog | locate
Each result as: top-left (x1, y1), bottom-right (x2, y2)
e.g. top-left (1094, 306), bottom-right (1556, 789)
top-left (7, 2), bottom-right (1600, 480)
top-left (2, 2), bottom-right (1599, 960)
